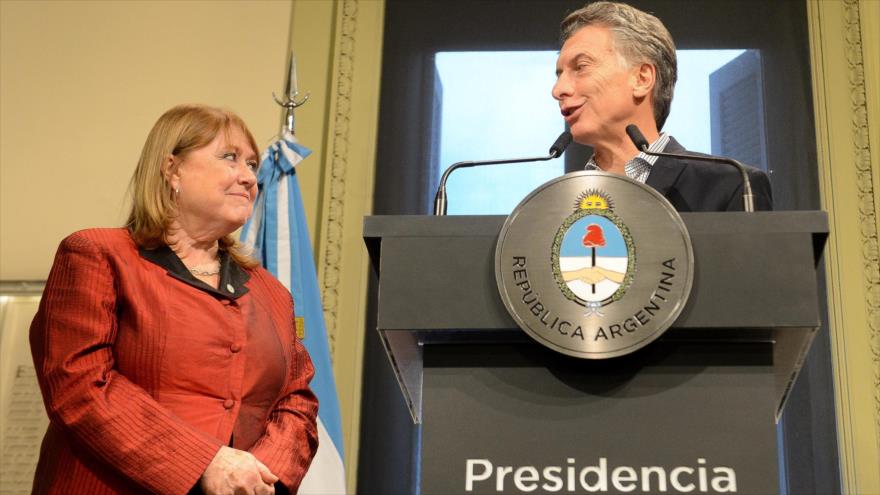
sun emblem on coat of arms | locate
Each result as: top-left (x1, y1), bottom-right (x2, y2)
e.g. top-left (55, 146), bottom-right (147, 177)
top-left (551, 190), bottom-right (636, 314)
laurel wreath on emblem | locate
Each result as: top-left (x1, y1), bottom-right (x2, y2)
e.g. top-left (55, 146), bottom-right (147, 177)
top-left (550, 190), bottom-right (636, 308)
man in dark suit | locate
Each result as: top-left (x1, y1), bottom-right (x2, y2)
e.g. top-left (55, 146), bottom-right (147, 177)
top-left (552, 1), bottom-right (772, 211)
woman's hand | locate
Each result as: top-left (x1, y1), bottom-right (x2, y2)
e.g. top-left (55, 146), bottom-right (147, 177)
top-left (200, 446), bottom-right (278, 495)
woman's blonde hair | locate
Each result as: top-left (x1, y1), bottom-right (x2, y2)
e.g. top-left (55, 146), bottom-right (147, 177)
top-left (126, 104), bottom-right (260, 268)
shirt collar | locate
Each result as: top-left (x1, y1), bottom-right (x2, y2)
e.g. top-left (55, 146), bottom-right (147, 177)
top-left (139, 245), bottom-right (251, 300)
top-left (585, 132), bottom-right (670, 175)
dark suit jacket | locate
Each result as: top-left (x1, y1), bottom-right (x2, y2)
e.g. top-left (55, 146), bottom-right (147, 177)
top-left (30, 228), bottom-right (318, 494)
top-left (644, 137), bottom-right (773, 211)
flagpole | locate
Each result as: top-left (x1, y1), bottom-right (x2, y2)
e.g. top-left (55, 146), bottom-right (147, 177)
top-left (272, 51), bottom-right (310, 135)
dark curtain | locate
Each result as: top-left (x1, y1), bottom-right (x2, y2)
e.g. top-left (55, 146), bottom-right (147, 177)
top-left (359, 1), bottom-right (838, 493)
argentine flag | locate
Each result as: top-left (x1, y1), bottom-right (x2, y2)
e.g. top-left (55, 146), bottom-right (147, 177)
top-left (241, 132), bottom-right (346, 494)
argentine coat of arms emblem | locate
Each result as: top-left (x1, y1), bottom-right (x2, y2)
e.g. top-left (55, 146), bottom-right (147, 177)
top-left (496, 171), bottom-right (693, 359)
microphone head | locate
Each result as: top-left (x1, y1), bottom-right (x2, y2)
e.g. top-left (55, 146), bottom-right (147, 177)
top-left (625, 124), bottom-right (650, 151)
top-left (549, 131), bottom-right (573, 157)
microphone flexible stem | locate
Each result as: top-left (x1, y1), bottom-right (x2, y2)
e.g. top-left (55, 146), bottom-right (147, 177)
top-left (433, 131), bottom-right (571, 216)
top-left (624, 124), bottom-right (754, 212)
top-left (433, 154), bottom-right (557, 216)
top-left (639, 149), bottom-right (755, 212)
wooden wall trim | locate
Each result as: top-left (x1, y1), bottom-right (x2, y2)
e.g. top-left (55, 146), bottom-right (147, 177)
top-left (808, 0), bottom-right (880, 492)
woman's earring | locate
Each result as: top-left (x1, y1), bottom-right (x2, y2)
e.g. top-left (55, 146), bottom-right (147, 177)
top-left (175, 187), bottom-right (180, 195)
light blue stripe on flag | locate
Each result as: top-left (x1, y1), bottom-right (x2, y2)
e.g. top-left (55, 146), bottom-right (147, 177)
top-left (284, 152), bottom-right (344, 455)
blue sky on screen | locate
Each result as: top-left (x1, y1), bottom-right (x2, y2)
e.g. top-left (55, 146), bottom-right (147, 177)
top-left (435, 49), bottom-right (746, 215)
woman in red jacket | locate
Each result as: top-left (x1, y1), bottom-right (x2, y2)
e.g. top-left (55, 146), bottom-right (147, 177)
top-left (29, 104), bottom-right (318, 494)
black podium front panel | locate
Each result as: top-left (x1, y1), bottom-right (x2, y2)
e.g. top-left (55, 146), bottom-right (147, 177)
top-left (364, 212), bottom-right (827, 424)
top-left (364, 212), bottom-right (828, 495)
top-left (421, 341), bottom-right (778, 495)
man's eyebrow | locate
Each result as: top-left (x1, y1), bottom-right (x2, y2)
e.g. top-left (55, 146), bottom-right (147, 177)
top-left (556, 52), bottom-right (594, 75)
top-left (573, 52), bottom-right (595, 63)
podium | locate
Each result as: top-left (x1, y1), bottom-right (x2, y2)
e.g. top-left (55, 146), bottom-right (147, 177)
top-left (364, 212), bottom-right (827, 494)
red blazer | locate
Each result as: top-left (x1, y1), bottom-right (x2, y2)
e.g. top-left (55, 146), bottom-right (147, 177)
top-left (30, 228), bottom-right (318, 494)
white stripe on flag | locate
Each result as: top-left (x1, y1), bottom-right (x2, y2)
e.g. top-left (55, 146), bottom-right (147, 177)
top-left (298, 418), bottom-right (347, 494)
top-left (276, 176), bottom-right (292, 290)
top-left (280, 136), bottom-right (307, 167)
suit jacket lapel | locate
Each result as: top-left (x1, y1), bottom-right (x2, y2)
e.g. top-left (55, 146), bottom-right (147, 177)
top-left (645, 136), bottom-right (686, 198)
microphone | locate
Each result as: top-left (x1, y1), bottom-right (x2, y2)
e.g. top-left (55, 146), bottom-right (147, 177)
top-left (433, 131), bottom-right (573, 216)
top-left (548, 131), bottom-right (573, 158)
top-left (625, 124), bottom-right (755, 212)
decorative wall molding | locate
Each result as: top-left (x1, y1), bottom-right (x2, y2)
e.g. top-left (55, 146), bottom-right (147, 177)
top-left (321, 0), bottom-right (358, 357)
top-left (842, 0), bottom-right (880, 440)
top-left (810, 0), bottom-right (880, 488)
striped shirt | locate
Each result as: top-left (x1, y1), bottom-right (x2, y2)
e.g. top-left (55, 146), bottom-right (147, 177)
top-left (585, 132), bottom-right (671, 183)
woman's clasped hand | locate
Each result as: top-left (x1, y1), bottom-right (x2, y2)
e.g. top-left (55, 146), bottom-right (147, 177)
top-left (200, 446), bottom-right (279, 495)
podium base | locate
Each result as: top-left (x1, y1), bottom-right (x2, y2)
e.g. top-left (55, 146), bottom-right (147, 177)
top-left (421, 341), bottom-right (779, 495)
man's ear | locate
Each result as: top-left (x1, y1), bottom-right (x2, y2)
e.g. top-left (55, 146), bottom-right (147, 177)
top-left (632, 62), bottom-right (656, 99)
top-left (162, 154), bottom-right (180, 191)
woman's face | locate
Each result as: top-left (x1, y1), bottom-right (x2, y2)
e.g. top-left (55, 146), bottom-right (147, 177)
top-left (169, 126), bottom-right (259, 240)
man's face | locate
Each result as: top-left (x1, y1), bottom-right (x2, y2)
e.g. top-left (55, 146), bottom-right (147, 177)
top-left (552, 25), bottom-right (641, 146)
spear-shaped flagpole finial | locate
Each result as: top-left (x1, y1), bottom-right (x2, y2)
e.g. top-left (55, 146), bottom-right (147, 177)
top-left (272, 51), bottom-right (310, 135)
